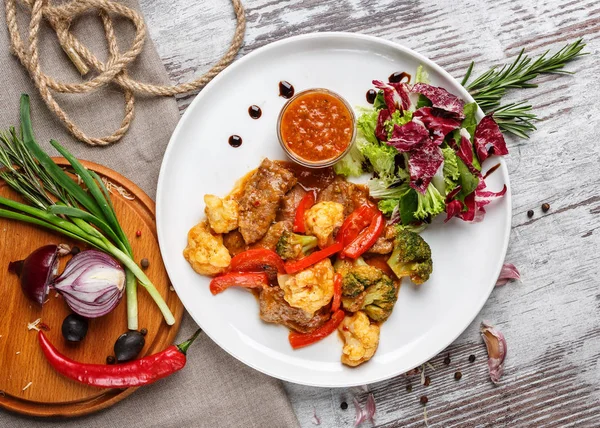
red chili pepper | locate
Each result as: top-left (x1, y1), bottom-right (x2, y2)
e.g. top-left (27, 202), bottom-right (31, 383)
top-left (293, 191), bottom-right (316, 233)
top-left (341, 211), bottom-right (385, 259)
top-left (229, 248), bottom-right (285, 281)
top-left (284, 241), bottom-right (343, 274)
top-left (209, 272), bottom-right (269, 295)
top-left (38, 329), bottom-right (201, 388)
top-left (336, 204), bottom-right (377, 246)
top-left (331, 273), bottom-right (342, 313)
top-left (289, 310), bottom-right (345, 349)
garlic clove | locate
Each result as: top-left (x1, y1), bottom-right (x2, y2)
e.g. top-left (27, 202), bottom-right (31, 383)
top-left (480, 321), bottom-right (507, 384)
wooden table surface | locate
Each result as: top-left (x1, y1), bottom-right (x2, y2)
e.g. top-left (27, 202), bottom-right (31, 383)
top-left (140, 1), bottom-right (600, 426)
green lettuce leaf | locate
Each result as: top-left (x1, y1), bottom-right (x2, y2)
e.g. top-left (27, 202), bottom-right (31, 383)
top-left (385, 110), bottom-right (413, 138)
top-left (442, 146), bottom-right (460, 193)
top-left (333, 141), bottom-right (365, 177)
top-left (356, 109), bottom-right (379, 145)
top-left (461, 102), bottom-right (478, 139)
top-left (378, 199), bottom-right (400, 217)
top-left (456, 158), bottom-right (479, 201)
top-left (415, 65), bottom-right (432, 109)
top-left (373, 91), bottom-right (386, 110)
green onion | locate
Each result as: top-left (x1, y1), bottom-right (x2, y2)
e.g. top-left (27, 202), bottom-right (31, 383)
top-left (0, 94), bottom-right (174, 328)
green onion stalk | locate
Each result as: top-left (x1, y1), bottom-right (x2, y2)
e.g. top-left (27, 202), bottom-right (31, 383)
top-left (0, 95), bottom-right (174, 328)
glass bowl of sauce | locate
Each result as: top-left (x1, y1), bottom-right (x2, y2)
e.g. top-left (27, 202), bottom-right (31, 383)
top-left (277, 88), bottom-right (356, 168)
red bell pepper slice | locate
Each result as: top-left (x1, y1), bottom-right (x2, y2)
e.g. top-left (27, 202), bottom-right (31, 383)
top-left (229, 248), bottom-right (285, 281)
top-left (331, 273), bottom-right (342, 313)
top-left (341, 211), bottom-right (385, 259)
top-left (336, 204), bottom-right (377, 246)
top-left (289, 309), bottom-right (346, 349)
top-left (284, 241), bottom-right (343, 274)
top-left (293, 191), bottom-right (316, 233)
top-left (209, 272), bottom-right (269, 295)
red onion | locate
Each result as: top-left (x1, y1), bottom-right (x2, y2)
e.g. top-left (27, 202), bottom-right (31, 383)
top-left (51, 250), bottom-right (125, 318)
top-left (9, 245), bottom-right (60, 305)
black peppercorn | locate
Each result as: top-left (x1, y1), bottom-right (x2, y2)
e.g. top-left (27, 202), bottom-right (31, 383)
top-left (340, 401), bottom-right (348, 410)
top-left (454, 371), bottom-right (462, 380)
top-left (406, 384), bottom-right (412, 393)
top-left (527, 210), bottom-right (534, 218)
top-left (542, 203), bottom-right (550, 212)
top-left (106, 355), bottom-right (115, 365)
top-left (141, 258), bottom-right (150, 269)
top-left (140, 328), bottom-right (148, 336)
top-left (443, 354), bottom-right (451, 365)
top-left (420, 395), bottom-right (428, 405)
top-left (469, 354), bottom-right (476, 363)
top-left (71, 246), bottom-right (81, 255)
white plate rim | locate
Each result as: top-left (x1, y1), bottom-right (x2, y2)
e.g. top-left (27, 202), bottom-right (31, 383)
top-left (156, 31), bottom-right (512, 387)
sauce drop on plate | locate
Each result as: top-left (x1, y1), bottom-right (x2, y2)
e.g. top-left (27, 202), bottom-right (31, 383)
top-left (389, 71), bottom-right (411, 83)
top-left (279, 90), bottom-right (354, 163)
top-left (366, 89), bottom-right (377, 104)
top-left (279, 81), bottom-right (295, 99)
top-left (248, 105), bottom-right (262, 119)
top-left (228, 135), bottom-right (242, 147)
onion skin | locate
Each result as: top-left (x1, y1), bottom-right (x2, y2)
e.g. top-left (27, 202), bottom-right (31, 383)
top-left (10, 245), bottom-right (59, 305)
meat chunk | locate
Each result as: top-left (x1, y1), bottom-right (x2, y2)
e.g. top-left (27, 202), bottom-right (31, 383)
top-left (259, 286), bottom-right (331, 333)
top-left (251, 221), bottom-right (293, 252)
top-left (222, 230), bottom-right (247, 257)
top-left (365, 225), bottom-right (397, 255)
top-left (277, 184), bottom-right (306, 223)
top-left (317, 177), bottom-right (369, 216)
top-left (238, 159), bottom-right (297, 244)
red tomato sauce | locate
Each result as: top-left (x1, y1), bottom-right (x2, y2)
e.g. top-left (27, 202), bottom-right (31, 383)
top-left (280, 91), bottom-right (353, 162)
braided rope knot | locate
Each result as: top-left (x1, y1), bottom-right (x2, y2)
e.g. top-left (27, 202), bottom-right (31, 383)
top-left (5, 0), bottom-right (246, 146)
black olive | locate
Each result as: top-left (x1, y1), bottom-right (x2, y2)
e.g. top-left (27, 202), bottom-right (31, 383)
top-left (61, 314), bottom-right (88, 342)
top-left (114, 330), bottom-right (145, 362)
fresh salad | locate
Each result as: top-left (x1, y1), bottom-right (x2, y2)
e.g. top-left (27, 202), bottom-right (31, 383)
top-left (334, 65), bottom-right (508, 228)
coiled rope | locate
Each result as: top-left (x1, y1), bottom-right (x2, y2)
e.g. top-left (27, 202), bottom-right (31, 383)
top-left (5, 0), bottom-right (246, 146)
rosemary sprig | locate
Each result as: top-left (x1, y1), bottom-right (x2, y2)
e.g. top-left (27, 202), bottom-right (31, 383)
top-left (462, 39), bottom-right (586, 137)
top-left (491, 102), bottom-right (537, 139)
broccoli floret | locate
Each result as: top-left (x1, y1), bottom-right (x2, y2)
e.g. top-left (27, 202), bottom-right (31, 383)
top-left (342, 265), bottom-right (383, 298)
top-left (336, 261), bottom-right (400, 321)
top-left (387, 229), bottom-right (433, 285)
top-left (275, 231), bottom-right (318, 260)
top-left (362, 275), bottom-right (398, 322)
top-left (414, 184), bottom-right (445, 221)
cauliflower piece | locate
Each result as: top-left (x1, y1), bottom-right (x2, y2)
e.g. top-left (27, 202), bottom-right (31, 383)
top-left (183, 221), bottom-right (231, 276)
top-left (278, 259), bottom-right (334, 316)
top-left (339, 311), bottom-right (380, 367)
top-left (304, 201), bottom-right (344, 248)
top-left (204, 194), bottom-right (239, 234)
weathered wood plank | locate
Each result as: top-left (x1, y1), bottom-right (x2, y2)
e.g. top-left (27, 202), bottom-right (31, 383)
top-left (139, 0), bottom-right (600, 426)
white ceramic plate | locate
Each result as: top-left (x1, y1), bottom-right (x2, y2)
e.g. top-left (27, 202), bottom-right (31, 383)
top-left (156, 33), bottom-right (511, 387)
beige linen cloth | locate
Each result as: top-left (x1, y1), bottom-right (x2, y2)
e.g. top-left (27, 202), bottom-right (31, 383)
top-left (0, 2), bottom-right (299, 428)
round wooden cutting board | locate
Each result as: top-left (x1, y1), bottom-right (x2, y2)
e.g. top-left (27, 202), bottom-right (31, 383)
top-left (0, 159), bottom-right (184, 417)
